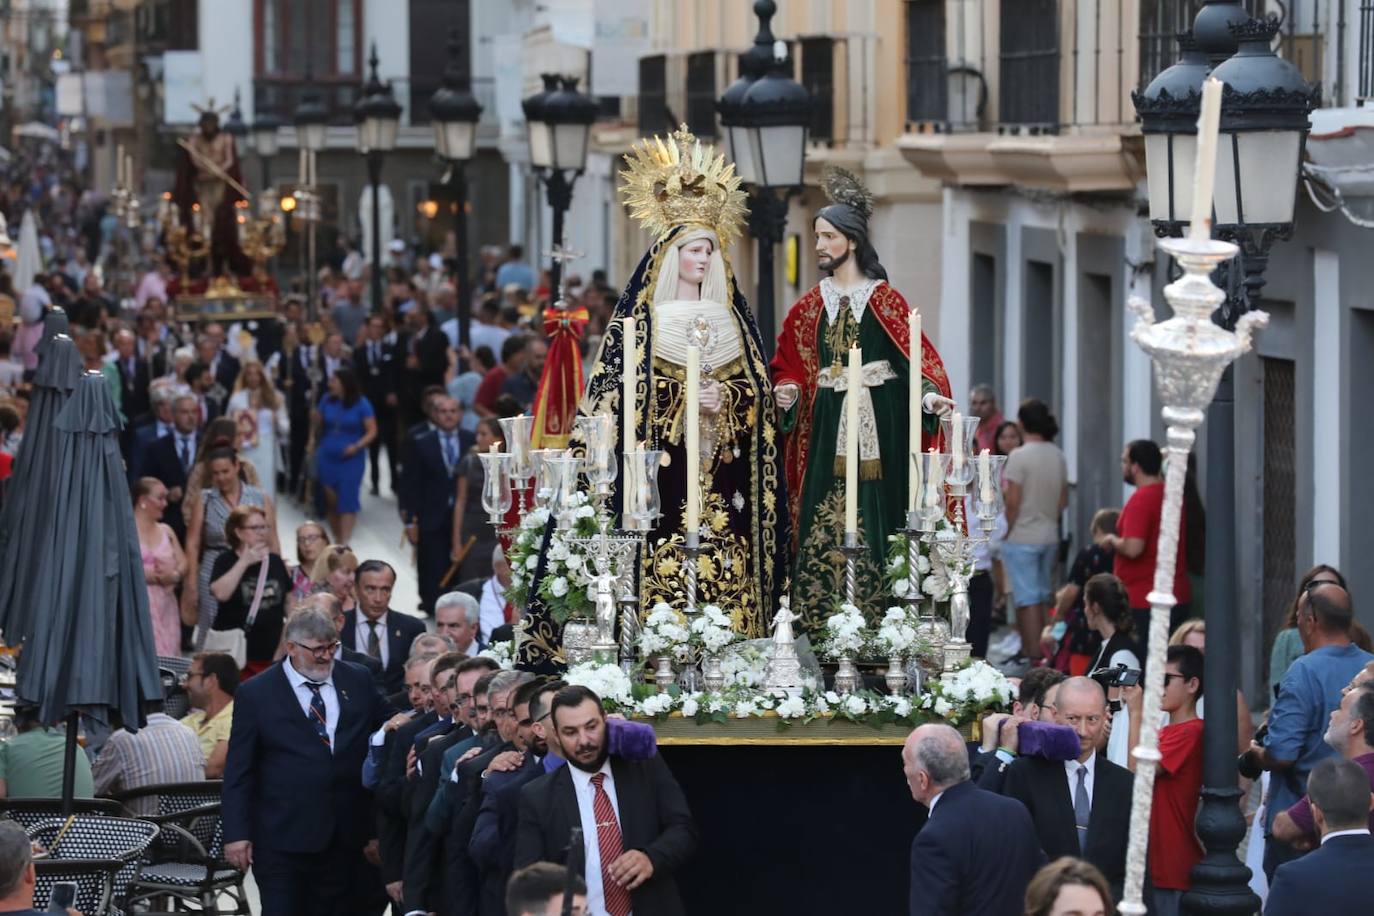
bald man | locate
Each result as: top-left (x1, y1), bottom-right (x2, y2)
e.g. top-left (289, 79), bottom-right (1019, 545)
top-left (903, 723), bottom-right (1042, 915)
top-left (1002, 677), bottom-right (1135, 901)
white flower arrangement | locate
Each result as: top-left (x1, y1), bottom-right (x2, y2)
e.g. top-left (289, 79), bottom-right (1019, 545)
top-left (885, 527), bottom-right (969, 604)
top-left (921, 659), bottom-right (1014, 723)
top-left (638, 603), bottom-right (691, 661)
top-left (872, 607), bottom-right (923, 657)
top-left (720, 644), bottom-right (769, 687)
top-left (819, 603), bottom-right (869, 659)
top-left (477, 640), bottom-right (516, 670)
top-left (689, 604), bottom-right (738, 655)
top-left (503, 494), bottom-right (601, 624)
top-left (564, 660), bottom-right (635, 707)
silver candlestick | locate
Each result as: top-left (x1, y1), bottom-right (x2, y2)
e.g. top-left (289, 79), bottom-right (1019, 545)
top-left (840, 530), bottom-right (862, 608)
top-left (1116, 233), bottom-right (1267, 916)
top-left (683, 529), bottom-right (701, 615)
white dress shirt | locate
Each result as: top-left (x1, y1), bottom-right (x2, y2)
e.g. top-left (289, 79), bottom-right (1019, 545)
top-left (282, 657), bottom-right (339, 749)
top-left (568, 758), bottom-right (627, 916)
top-left (926, 789), bottom-right (945, 816)
top-left (355, 612), bottom-right (390, 669)
top-left (1321, 827), bottom-right (1371, 845)
top-left (478, 577), bottom-right (507, 643)
top-left (1065, 752), bottom-right (1098, 806)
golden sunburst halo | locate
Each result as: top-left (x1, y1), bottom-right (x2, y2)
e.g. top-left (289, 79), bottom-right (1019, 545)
top-left (619, 124), bottom-right (747, 250)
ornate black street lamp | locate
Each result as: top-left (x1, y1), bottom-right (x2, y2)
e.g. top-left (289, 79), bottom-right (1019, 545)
top-left (522, 74), bottom-right (595, 295)
top-left (429, 29), bottom-right (483, 350)
top-left (716, 0), bottom-right (811, 355)
top-left (1134, 6), bottom-right (1314, 914)
top-left (354, 44), bottom-right (403, 313)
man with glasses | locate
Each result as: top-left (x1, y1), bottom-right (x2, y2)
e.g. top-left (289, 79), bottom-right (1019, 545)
top-left (1002, 676), bottom-right (1135, 902)
top-left (179, 652), bottom-right (239, 778)
top-left (222, 607), bottom-right (385, 915)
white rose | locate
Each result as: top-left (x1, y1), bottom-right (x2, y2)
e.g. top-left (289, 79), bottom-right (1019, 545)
top-left (681, 696), bottom-right (699, 717)
top-left (776, 696), bottom-right (806, 718)
top-left (933, 697), bottom-right (953, 717)
top-left (525, 555), bottom-right (539, 570)
top-left (843, 695), bottom-right (868, 716)
top-left (733, 700), bottom-right (759, 718)
top-left (549, 577), bottom-right (569, 598)
top-left (576, 504), bottom-right (596, 518)
top-left (824, 691), bottom-right (841, 705)
top-left (915, 555), bottom-right (931, 574)
top-left (892, 577), bottom-right (911, 599)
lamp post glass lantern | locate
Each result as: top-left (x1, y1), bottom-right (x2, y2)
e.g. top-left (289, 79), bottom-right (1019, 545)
top-left (430, 28), bottom-right (483, 350)
top-left (720, 0), bottom-right (811, 356)
top-left (355, 44), bottom-right (402, 312)
top-left (523, 74), bottom-right (595, 295)
top-left (252, 111), bottom-right (281, 190)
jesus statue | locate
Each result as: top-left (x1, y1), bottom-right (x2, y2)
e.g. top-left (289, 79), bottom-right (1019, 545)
top-left (771, 168), bottom-right (954, 632)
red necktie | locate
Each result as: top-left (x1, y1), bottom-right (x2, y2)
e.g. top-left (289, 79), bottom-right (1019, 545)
top-left (503, 599), bottom-right (515, 624)
top-left (591, 773), bottom-right (631, 916)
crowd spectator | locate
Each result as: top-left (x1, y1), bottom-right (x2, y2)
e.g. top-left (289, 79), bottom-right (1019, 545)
top-left (1168, 620), bottom-right (1255, 753)
top-left (1003, 677), bottom-right (1134, 901)
top-left (399, 394), bottom-right (468, 614)
top-left (0, 819), bottom-right (83, 916)
top-left (1270, 564), bottom-right (1347, 695)
top-left (208, 504), bottom-right (292, 676)
top-left (1264, 757), bottom-right (1374, 915)
top-left (1023, 857), bottom-right (1114, 916)
top-left (453, 417), bottom-right (504, 585)
top-left (358, 313), bottom-right (401, 495)
top-left (465, 544), bottom-right (515, 646)
top-left (1121, 645), bottom-right (1204, 915)
top-left (179, 651), bottom-right (238, 778)
top-left (227, 360), bottom-right (288, 492)
top-left (1047, 509), bottom-right (1118, 674)
top-left (313, 367), bottom-right (377, 544)
top-left (505, 862), bottom-right (587, 916)
top-left (140, 392), bottom-right (200, 541)
top-left (1001, 399), bottom-right (1068, 666)
top-left (500, 337), bottom-right (547, 413)
top-left (91, 698), bottom-right (206, 814)
top-left (969, 384), bottom-right (1004, 454)
top-left (183, 446), bottom-right (276, 649)
top-left (340, 559), bottom-right (426, 695)
top-left (133, 478), bottom-right (187, 657)
top-left (312, 544), bottom-right (360, 615)
top-left (1272, 678), bottom-right (1374, 848)
top-left (474, 335), bottom-right (528, 421)
top-left (1102, 439), bottom-right (1192, 645)
top-left (434, 591), bottom-right (482, 655)
top-left (1247, 581), bottom-right (1373, 879)
top-left (0, 706), bottom-right (94, 800)
top-left (495, 245), bottom-right (537, 293)
top-left (902, 722), bottom-right (1043, 915)
top-left (1081, 573), bottom-right (1139, 767)
top-left (289, 521), bottom-right (328, 600)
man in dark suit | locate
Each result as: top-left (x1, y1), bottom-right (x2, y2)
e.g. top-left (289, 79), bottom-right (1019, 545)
top-left (340, 560), bottom-right (427, 695)
top-left (112, 328), bottom-right (152, 424)
top-left (358, 314), bottom-right (401, 496)
top-left (141, 392), bottom-right (202, 542)
top-left (398, 307), bottom-right (450, 433)
top-left (399, 395), bottom-right (470, 616)
top-left (903, 723), bottom-right (1044, 916)
top-left (515, 685), bottom-right (696, 916)
top-left (221, 607), bottom-right (384, 915)
top-left (1003, 676), bottom-right (1135, 901)
top-left (185, 361), bottom-right (225, 425)
top-left (282, 335), bottom-right (322, 495)
top-left (972, 668), bottom-right (1065, 795)
top-left (127, 383), bottom-right (179, 484)
top-left (198, 324), bottom-right (242, 392)
top-left (1265, 756), bottom-right (1374, 915)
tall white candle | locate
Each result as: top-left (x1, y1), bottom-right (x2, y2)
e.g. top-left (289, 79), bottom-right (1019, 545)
top-left (299, 148), bottom-right (307, 186)
top-left (1189, 77), bottom-right (1224, 242)
top-left (909, 308), bottom-right (922, 511)
top-left (685, 344), bottom-right (702, 536)
top-left (951, 411), bottom-right (964, 471)
top-left (845, 346), bottom-right (862, 535)
top-left (621, 317), bottom-right (636, 521)
top-left (308, 150), bottom-right (317, 188)
top-left (979, 448), bottom-right (993, 502)
top-left (924, 446), bottom-right (942, 510)
top-left (126, 154), bottom-right (134, 188)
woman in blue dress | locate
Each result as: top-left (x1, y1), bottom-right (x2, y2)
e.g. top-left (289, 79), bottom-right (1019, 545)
top-left (313, 366), bottom-right (376, 545)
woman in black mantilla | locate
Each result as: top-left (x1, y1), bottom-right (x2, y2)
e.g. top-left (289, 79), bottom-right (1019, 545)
top-left (516, 127), bottom-right (789, 670)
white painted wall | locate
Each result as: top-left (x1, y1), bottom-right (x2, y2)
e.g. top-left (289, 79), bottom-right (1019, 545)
top-left (364, 0), bottom-right (410, 120)
top-left (198, 1), bottom-right (254, 121)
top-left (1312, 248), bottom-right (1341, 562)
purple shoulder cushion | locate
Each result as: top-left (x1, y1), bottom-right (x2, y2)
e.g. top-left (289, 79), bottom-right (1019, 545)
top-left (1019, 721), bottom-right (1082, 761)
top-left (607, 716), bottom-right (659, 759)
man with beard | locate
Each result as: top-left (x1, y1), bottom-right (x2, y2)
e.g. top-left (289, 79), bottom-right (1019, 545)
top-left (514, 686), bottom-right (696, 916)
top-left (221, 607), bottom-right (384, 914)
top-left (770, 167), bottom-right (954, 631)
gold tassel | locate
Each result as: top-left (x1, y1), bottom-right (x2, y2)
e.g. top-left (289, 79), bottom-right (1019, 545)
top-left (833, 456), bottom-right (885, 481)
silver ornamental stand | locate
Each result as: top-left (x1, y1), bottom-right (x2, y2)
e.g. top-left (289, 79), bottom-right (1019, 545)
top-left (832, 532), bottom-right (864, 694)
top-left (1116, 234), bottom-right (1267, 916)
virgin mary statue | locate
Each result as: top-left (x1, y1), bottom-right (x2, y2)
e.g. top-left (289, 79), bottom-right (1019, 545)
top-left (587, 126), bottom-right (789, 638)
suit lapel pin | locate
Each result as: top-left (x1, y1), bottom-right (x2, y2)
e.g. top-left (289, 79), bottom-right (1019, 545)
top-left (341, 688), bottom-right (350, 701)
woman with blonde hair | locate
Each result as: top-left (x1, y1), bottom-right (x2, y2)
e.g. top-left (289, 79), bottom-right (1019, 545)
top-left (132, 477), bottom-right (188, 656)
top-left (290, 520), bottom-right (328, 600)
top-left (311, 544), bottom-right (359, 615)
top-left (209, 503), bottom-right (291, 676)
top-left (228, 359), bottom-right (288, 492)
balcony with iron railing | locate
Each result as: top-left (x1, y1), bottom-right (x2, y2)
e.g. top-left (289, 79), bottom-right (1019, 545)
top-left (899, 0), bottom-right (1151, 190)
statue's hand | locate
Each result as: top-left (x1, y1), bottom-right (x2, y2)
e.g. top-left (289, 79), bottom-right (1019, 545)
top-left (922, 393), bottom-right (956, 418)
top-left (773, 383), bottom-right (799, 411)
top-left (699, 381), bottom-right (722, 415)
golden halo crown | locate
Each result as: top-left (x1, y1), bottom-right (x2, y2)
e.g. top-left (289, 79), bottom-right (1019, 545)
top-left (619, 125), bottom-right (747, 250)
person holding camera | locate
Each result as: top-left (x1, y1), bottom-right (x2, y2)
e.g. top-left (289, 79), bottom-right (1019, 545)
top-left (1121, 645), bottom-right (1205, 916)
top-left (1082, 574), bottom-right (1139, 768)
top-left (1245, 581), bottom-right (1373, 881)
top-left (974, 668), bottom-right (1066, 793)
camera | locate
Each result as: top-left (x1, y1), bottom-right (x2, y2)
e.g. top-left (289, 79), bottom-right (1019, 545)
top-left (1237, 722), bottom-right (1269, 780)
top-left (1089, 663), bottom-right (1142, 690)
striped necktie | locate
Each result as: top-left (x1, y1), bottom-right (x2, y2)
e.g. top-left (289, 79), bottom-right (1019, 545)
top-left (304, 681), bottom-right (331, 749)
top-left (591, 773), bottom-right (631, 916)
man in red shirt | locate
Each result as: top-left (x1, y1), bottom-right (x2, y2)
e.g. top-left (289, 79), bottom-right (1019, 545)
top-left (1123, 644), bottom-right (1204, 916)
top-left (473, 333), bottom-right (528, 420)
top-left (1103, 439), bottom-right (1191, 650)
